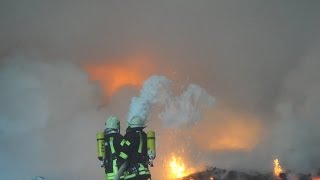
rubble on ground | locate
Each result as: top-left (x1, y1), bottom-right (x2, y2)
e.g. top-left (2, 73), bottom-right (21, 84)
top-left (181, 167), bottom-right (315, 180)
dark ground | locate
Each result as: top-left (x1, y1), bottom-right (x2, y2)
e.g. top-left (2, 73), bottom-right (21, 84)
top-left (180, 167), bottom-right (315, 180)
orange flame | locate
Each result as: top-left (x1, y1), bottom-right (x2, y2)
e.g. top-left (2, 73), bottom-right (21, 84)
top-left (168, 154), bottom-right (192, 179)
top-left (84, 54), bottom-right (155, 96)
top-left (273, 158), bottom-right (283, 177)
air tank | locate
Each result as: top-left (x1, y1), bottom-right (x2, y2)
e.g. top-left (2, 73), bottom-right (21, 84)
top-left (96, 132), bottom-right (105, 161)
top-left (147, 130), bottom-right (156, 167)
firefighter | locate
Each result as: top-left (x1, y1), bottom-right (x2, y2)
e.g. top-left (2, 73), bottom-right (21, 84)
top-left (119, 116), bottom-right (151, 180)
top-left (101, 115), bottom-right (125, 180)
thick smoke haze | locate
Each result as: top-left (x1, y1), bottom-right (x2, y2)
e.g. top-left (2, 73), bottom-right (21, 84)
top-left (1, 0), bottom-right (320, 179)
top-left (0, 55), bottom-right (107, 179)
top-left (127, 75), bottom-right (215, 127)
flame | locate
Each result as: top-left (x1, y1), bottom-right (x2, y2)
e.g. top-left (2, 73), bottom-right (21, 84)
top-left (273, 158), bottom-right (283, 177)
top-left (168, 154), bottom-right (192, 179)
top-left (84, 54), bottom-right (155, 96)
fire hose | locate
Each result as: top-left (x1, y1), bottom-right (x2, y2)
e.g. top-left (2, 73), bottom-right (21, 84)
top-left (114, 161), bottom-right (128, 180)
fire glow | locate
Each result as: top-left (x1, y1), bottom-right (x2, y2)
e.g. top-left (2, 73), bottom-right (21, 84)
top-left (168, 154), bottom-right (191, 179)
top-left (84, 54), bottom-right (155, 96)
top-left (273, 158), bottom-right (283, 177)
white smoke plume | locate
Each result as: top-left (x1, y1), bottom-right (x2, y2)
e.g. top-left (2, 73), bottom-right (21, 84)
top-left (127, 75), bottom-right (171, 123)
top-left (0, 56), bottom-right (53, 134)
top-left (159, 84), bottom-right (215, 127)
top-left (0, 54), bottom-right (106, 179)
top-left (127, 75), bottom-right (215, 127)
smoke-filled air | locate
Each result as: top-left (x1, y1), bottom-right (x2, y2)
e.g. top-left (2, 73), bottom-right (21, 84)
top-left (1, 1), bottom-right (320, 180)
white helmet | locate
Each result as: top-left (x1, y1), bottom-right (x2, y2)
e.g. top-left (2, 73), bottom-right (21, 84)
top-left (105, 116), bottom-right (120, 132)
top-left (128, 116), bottom-right (145, 128)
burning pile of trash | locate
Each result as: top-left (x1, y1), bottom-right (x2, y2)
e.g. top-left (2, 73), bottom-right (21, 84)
top-left (181, 167), bottom-right (273, 180)
top-left (180, 167), bottom-right (319, 180)
top-left (175, 158), bottom-right (320, 180)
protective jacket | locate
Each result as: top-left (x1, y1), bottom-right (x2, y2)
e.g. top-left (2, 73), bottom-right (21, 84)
top-left (104, 132), bottom-right (125, 180)
top-left (119, 127), bottom-right (151, 180)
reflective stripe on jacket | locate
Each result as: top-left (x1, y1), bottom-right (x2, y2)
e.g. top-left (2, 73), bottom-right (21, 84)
top-left (104, 133), bottom-right (125, 180)
top-left (119, 127), bottom-right (151, 179)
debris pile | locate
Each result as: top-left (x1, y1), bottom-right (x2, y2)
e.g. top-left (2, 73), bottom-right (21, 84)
top-left (181, 167), bottom-right (317, 180)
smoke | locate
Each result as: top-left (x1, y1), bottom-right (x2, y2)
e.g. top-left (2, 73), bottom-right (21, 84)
top-left (0, 54), bottom-right (106, 179)
top-left (268, 47), bottom-right (320, 173)
top-left (159, 84), bottom-right (215, 127)
top-left (127, 75), bottom-right (171, 123)
top-left (192, 46), bottom-right (320, 174)
top-left (1, 0), bottom-right (320, 179)
top-left (127, 75), bottom-right (215, 127)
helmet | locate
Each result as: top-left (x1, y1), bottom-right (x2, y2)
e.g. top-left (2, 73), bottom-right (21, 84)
top-left (105, 116), bottom-right (120, 131)
top-left (128, 116), bottom-right (145, 128)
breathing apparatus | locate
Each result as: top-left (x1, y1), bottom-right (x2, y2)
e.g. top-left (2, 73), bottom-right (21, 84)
top-left (147, 130), bottom-right (156, 167)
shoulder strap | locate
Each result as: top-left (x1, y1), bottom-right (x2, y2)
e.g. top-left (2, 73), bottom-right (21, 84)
top-left (138, 132), bottom-right (143, 154)
top-left (109, 137), bottom-right (116, 154)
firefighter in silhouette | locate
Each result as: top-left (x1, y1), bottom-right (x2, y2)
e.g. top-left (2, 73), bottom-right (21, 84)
top-left (118, 116), bottom-right (151, 180)
top-left (97, 115), bottom-right (125, 180)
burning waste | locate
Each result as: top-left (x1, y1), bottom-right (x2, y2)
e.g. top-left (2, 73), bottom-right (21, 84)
top-left (167, 153), bottom-right (195, 179)
top-left (274, 158), bottom-right (284, 178)
top-left (180, 158), bottom-right (319, 180)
